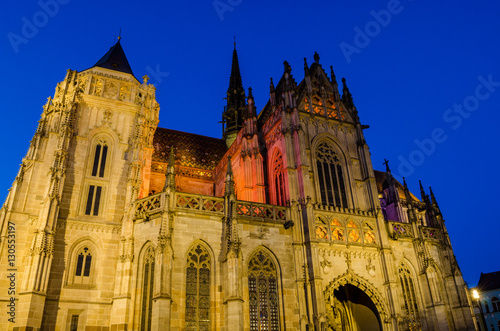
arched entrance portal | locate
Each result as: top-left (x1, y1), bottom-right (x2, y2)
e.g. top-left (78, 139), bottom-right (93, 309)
top-left (326, 284), bottom-right (382, 331)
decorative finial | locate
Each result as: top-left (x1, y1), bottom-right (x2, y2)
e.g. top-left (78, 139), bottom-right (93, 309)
top-left (248, 87), bottom-right (253, 99)
top-left (383, 159), bottom-right (390, 172)
top-left (142, 75), bottom-right (150, 84)
top-left (233, 35), bottom-right (236, 50)
top-left (118, 28), bottom-right (122, 41)
top-left (314, 51), bottom-right (320, 63)
top-left (270, 77), bottom-right (275, 92)
top-left (403, 177), bottom-right (408, 189)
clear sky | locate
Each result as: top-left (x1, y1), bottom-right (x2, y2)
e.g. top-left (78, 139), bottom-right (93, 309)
top-left (1, 0), bottom-right (499, 286)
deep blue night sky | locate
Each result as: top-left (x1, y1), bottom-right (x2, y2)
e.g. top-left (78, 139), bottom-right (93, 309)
top-left (1, 0), bottom-right (499, 286)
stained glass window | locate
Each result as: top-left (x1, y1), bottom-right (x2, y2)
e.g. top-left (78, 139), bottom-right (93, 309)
top-left (248, 251), bottom-right (279, 330)
top-left (273, 150), bottom-right (287, 206)
top-left (316, 142), bottom-right (348, 208)
top-left (140, 247), bottom-right (155, 331)
top-left (399, 268), bottom-right (422, 331)
top-left (186, 244), bottom-right (211, 331)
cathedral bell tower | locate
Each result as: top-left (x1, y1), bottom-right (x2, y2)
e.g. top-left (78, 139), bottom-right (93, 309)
top-left (0, 38), bottom-right (159, 330)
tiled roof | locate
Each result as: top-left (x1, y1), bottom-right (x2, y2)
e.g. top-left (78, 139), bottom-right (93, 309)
top-left (374, 170), bottom-right (419, 202)
top-left (477, 271), bottom-right (500, 292)
top-left (153, 128), bottom-right (227, 170)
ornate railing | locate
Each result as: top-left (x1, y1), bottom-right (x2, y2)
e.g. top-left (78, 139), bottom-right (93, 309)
top-left (312, 204), bottom-right (374, 217)
top-left (421, 226), bottom-right (442, 241)
top-left (235, 201), bottom-right (287, 222)
top-left (133, 192), bottom-right (290, 223)
top-left (134, 193), bottom-right (163, 214)
top-left (388, 221), bottom-right (413, 239)
top-left (175, 192), bottom-right (224, 214)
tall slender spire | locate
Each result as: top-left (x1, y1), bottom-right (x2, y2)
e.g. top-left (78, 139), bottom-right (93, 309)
top-left (222, 42), bottom-right (246, 147)
top-left (419, 180), bottom-right (426, 201)
top-left (342, 77), bottom-right (354, 109)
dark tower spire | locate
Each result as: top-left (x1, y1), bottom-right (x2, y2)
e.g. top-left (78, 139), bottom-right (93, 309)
top-left (429, 186), bottom-right (442, 215)
top-left (419, 180), bottom-right (426, 201)
top-left (222, 42), bottom-right (246, 147)
top-left (330, 66), bottom-right (341, 101)
top-left (342, 77), bottom-right (354, 110)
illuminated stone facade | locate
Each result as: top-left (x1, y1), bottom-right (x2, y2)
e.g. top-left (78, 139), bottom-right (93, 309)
top-left (0, 41), bottom-right (476, 330)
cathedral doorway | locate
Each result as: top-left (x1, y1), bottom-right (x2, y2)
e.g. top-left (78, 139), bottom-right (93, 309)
top-left (326, 284), bottom-right (382, 331)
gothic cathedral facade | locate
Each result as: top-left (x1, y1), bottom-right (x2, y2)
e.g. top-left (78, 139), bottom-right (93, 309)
top-left (0, 40), bottom-right (475, 330)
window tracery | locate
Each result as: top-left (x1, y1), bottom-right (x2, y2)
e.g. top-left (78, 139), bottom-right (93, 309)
top-left (72, 246), bottom-right (93, 285)
top-left (140, 246), bottom-right (155, 331)
top-left (315, 141), bottom-right (348, 208)
top-left (248, 250), bottom-right (279, 331)
top-left (272, 150), bottom-right (287, 206)
top-left (399, 266), bottom-right (422, 331)
top-left (315, 216), bottom-right (376, 245)
top-left (67, 243), bottom-right (96, 287)
top-left (185, 244), bottom-right (211, 330)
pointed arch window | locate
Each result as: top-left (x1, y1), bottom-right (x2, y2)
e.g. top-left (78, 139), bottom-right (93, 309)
top-left (273, 150), bottom-right (287, 206)
top-left (248, 250), bottom-right (279, 331)
top-left (140, 247), bottom-right (155, 331)
top-left (185, 244), bottom-right (211, 330)
top-left (399, 267), bottom-right (422, 330)
top-left (316, 141), bottom-right (348, 208)
top-left (72, 246), bottom-right (93, 285)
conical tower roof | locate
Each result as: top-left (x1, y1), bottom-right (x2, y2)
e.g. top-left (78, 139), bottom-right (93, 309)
top-left (92, 38), bottom-right (135, 76)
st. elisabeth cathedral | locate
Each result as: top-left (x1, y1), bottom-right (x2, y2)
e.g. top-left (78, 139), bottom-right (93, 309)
top-left (0, 39), bottom-right (476, 330)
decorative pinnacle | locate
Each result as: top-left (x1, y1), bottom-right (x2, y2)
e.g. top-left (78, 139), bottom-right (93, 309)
top-left (168, 146), bottom-right (175, 167)
top-left (429, 186), bottom-right (439, 206)
top-left (284, 61), bottom-right (292, 74)
top-left (248, 87), bottom-right (253, 99)
top-left (403, 177), bottom-right (408, 189)
top-left (304, 58), bottom-right (310, 76)
top-left (226, 156), bottom-right (233, 176)
top-left (419, 180), bottom-right (426, 200)
top-left (270, 77), bottom-right (275, 92)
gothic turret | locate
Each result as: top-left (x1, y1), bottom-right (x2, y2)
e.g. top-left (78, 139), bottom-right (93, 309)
top-left (222, 43), bottom-right (246, 147)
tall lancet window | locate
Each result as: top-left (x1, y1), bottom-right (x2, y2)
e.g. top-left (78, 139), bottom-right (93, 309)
top-left (248, 250), bottom-right (279, 331)
top-left (185, 244), bottom-right (211, 330)
top-left (399, 267), bottom-right (422, 331)
top-left (91, 139), bottom-right (108, 177)
top-left (316, 141), bottom-right (348, 208)
top-left (140, 247), bottom-right (155, 331)
top-left (273, 150), bottom-right (287, 206)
